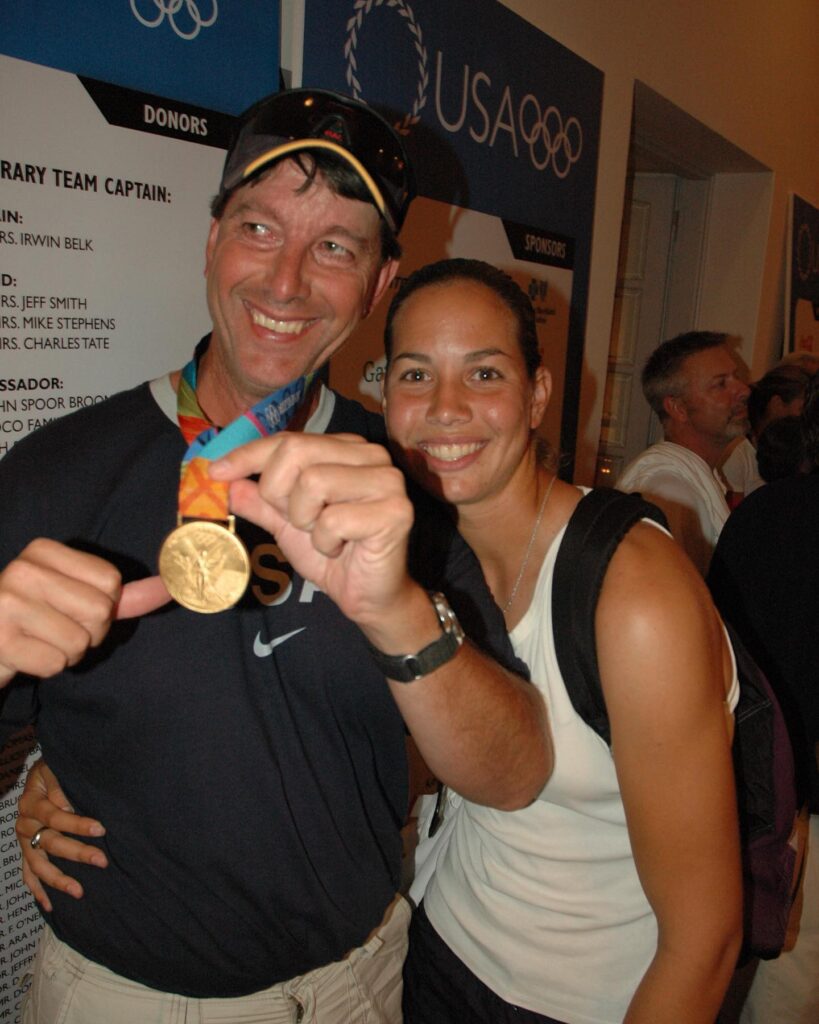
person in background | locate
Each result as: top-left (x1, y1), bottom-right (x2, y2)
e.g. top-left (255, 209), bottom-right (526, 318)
top-left (0, 93), bottom-right (550, 1023)
top-left (755, 416), bottom-right (810, 483)
top-left (617, 331), bottom-right (750, 574)
top-left (708, 376), bottom-right (819, 1024)
top-left (780, 350), bottom-right (819, 377)
top-left (721, 363), bottom-right (811, 497)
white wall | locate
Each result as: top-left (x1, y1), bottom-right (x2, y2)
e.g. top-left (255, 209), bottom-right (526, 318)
top-left (502, 0), bottom-right (819, 480)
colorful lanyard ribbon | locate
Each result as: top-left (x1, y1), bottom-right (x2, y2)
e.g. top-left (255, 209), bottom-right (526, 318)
top-left (175, 340), bottom-right (313, 523)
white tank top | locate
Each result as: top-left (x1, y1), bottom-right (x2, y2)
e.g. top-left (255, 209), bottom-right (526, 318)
top-left (423, 517), bottom-right (739, 1024)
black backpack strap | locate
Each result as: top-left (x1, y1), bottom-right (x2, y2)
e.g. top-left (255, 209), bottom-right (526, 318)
top-left (552, 489), bottom-right (668, 746)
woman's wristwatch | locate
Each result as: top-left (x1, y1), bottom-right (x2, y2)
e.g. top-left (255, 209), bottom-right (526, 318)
top-left (364, 591), bottom-right (465, 682)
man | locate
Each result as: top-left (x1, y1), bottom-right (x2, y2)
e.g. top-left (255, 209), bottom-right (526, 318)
top-left (708, 377), bottom-right (819, 1024)
top-left (0, 88), bottom-right (549, 1022)
top-left (617, 331), bottom-right (750, 574)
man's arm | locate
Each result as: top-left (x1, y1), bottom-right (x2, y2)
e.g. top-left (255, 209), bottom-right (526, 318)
top-left (0, 539), bottom-right (123, 687)
top-left (0, 539), bottom-right (171, 688)
top-left (596, 523), bottom-right (742, 1023)
top-left (211, 431), bottom-right (552, 810)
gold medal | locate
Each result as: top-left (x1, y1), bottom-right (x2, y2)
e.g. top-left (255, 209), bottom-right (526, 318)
top-left (159, 517), bottom-right (250, 613)
top-left (164, 349), bottom-right (310, 613)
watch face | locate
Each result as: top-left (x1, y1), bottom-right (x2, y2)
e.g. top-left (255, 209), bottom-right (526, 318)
top-left (430, 592), bottom-right (466, 644)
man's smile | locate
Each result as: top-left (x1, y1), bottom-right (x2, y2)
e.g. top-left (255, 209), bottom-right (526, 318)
top-left (249, 304), bottom-right (317, 336)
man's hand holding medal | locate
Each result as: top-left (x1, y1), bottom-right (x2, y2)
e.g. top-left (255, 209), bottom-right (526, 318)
top-left (0, 428), bottom-right (418, 688)
top-left (211, 431), bottom-right (416, 627)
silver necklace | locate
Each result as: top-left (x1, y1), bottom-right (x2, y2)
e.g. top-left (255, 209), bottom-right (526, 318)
top-left (503, 474), bottom-right (557, 612)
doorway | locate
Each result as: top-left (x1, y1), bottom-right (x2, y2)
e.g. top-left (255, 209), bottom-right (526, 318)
top-left (595, 83), bottom-right (772, 486)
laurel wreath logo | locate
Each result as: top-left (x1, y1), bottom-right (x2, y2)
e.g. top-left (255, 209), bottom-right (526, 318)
top-left (344, 0), bottom-right (428, 136)
top-left (342, 2), bottom-right (582, 179)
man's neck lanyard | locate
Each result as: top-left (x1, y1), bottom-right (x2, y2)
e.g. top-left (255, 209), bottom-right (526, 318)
top-left (158, 337), bottom-right (312, 613)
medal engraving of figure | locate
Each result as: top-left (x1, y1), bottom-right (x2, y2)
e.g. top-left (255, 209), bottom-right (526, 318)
top-left (159, 339), bottom-right (311, 613)
top-left (160, 518), bottom-right (250, 614)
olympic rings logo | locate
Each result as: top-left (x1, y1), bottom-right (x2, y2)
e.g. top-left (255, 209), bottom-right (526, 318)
top-left (130, 0), bottom-right (218, 41)
top-left (518, 97), bottom-right (583, 178)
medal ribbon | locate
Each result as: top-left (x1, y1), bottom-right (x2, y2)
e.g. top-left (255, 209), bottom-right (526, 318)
top-left (175, 339), bottom-right (312, 522)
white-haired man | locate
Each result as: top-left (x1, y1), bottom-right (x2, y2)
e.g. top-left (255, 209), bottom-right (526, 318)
top-left (617, 331), bottom-right (749, 574)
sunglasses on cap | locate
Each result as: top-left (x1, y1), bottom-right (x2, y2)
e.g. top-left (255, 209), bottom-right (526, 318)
top-left (219, 88), bottom-right (416, 233)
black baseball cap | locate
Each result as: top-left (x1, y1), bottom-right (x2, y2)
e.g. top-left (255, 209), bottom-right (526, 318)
top-left (218, 88), bottom-right (416, 233)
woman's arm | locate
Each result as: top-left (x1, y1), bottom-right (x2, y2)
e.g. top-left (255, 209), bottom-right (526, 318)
top-left (596, 523), bottom-right (741, 1024)
top-left (15, 759), bottom-right (107, 911)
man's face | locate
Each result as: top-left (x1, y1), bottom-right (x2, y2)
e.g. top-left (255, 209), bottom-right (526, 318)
top-left (203, 159), bottom-right (398, 417)
top-left (675, 346), bottom-right (750, 446)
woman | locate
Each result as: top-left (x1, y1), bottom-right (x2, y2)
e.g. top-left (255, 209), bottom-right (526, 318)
top-left (382, 260), bottom-right (741, 1023)
top-left (17, 259), bottom-right (741, 1023)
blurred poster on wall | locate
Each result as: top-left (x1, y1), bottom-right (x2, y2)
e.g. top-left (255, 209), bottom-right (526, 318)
top-left (302, 0), bottom-right (602, 474)
top-left (0, 55), bottom-right (229, 463)
top-left (0, 0), bottom-right (283, 454)
top-left (0, 7), bottom-right (279, 1017)
top-left (786, 194), bottom-right (819, 358)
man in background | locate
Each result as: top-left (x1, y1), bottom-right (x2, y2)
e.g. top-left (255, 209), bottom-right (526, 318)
top-left (617, 331), bottom-right (749, 574)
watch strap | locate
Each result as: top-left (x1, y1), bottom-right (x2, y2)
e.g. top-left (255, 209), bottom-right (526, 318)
top-left (364, 591), bottom-right (465, 683)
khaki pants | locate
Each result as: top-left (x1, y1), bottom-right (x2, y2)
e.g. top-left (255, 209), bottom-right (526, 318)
top-left (22, 896), bottom-right (409, 1024)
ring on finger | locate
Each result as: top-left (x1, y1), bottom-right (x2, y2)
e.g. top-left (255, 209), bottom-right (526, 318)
top-left (30, 828), bottom-right (47, 850)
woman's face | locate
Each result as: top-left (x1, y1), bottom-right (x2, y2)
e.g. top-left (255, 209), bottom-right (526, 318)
top-left (383, 278), bottom-right (549, 508)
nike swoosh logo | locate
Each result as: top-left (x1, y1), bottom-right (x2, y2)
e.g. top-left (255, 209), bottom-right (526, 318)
top-left (253, 628), bottom-right (306, 658)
